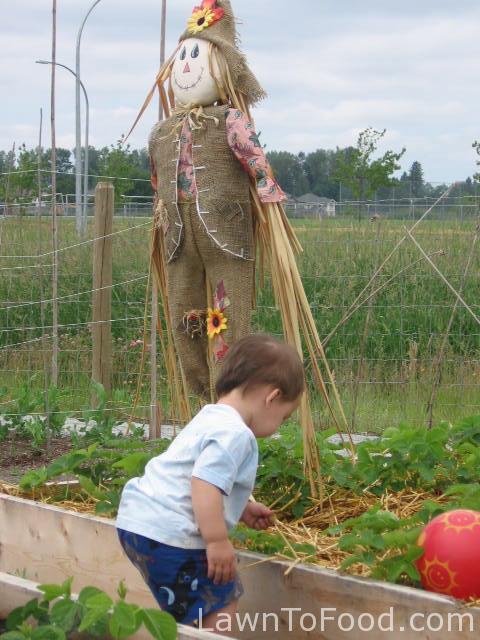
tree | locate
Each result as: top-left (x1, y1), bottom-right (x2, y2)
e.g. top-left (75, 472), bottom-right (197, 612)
top-left (44, 147), bottom-right (74, 196)
top-left (266, 151), bottom-right (309, 197)
top-left (302, 149), bottom-right (345, 200)
top-left (409, 161), bottom-right (425, 198)
top-left (473, 141), bottom-right (480, 182)
top-left (334, 128), bottom-right (406, 210)
top-left (97, 138), bottom-right (134, 201)
top-left (5, 145), bottom-right (39, 209)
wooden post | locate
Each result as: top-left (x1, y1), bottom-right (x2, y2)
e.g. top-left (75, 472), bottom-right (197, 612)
top-left (92, 182), bottom-right (114, 400)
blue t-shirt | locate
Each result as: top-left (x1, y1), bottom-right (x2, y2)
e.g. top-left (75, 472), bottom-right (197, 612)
top-left (116, 404), bottom-right (259, 549)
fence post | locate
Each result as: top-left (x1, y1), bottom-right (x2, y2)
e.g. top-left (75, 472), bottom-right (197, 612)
top-left (92, 182), bottom-right (114, 402)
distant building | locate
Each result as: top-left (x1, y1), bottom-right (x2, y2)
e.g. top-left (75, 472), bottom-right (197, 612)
top-left (285, 193), bottom-right (336, 219)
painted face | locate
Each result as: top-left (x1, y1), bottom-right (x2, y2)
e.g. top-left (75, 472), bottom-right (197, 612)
top-left (171, 37), bottom-right (221, 107)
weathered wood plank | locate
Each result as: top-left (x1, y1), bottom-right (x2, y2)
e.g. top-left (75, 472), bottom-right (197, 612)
top-left (238, 554), bottom-right (480, 639)
top-left (0, 494), bottom-right (479, 639)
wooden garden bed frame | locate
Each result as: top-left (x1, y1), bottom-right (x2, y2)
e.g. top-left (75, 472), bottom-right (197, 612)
top-left (0, 493), bottom-right (479, 639)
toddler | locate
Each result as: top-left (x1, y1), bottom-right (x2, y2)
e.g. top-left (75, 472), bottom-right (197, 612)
top-left (116, 334), bottom-right (305, 633)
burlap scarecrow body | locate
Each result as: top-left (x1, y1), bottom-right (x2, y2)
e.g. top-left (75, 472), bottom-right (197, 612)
top-left (148, 0), bottom-right (285, 399)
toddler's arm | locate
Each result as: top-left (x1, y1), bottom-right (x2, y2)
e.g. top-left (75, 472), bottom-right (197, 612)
top-left (192, 477), bottom-right (237, 586)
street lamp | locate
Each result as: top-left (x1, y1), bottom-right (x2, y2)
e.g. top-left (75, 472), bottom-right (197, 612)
top-left (36, 60), bottom-right (89, 224)
top-left (76, 0), bottom-right (102, 237)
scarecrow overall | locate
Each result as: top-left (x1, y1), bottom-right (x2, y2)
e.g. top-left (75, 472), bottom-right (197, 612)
top-left (148, 0), bottom-right (285, 399)
top-left (129, 0), bottom-right (352, 493)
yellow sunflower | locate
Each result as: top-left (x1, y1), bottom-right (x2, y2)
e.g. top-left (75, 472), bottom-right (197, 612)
top-left (207, 308), bottom-right (227, 338)
top-left (188, 7), bottom-right (216, 35)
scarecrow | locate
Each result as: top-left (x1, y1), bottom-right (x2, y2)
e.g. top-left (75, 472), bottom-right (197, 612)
top-left (129, 0), bottom-right (352, 493)
top-left (147, 0), bottom-right (285, 400)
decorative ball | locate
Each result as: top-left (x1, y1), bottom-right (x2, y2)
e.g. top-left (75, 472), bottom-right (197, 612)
top-left (416, 509), bottom-right (480, 600)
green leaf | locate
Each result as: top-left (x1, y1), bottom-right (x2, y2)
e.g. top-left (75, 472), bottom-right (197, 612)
top-left (77, 608), bottom-right (109, 633)
top-left (0, 633), bottom-right (27, 640)
top-left (340, 551), bottom-right (376, 570)
top-left (112, 452), bottom-right (151, 476)
top-left (49, 599), bottom-right (80, 632)
top-left (19, 468), bottom-right (48, 490)
top-left (142, 609), bottom-right (177, 640)
top-left (31, 626), bottom-right (66, 640)
top-left (77, 591), bottom-right (113, 632)
top-left (117, 580), bottom-right (128, 601)
top-left (77, 475), bottom-right (105, 499)
top-left (109, 602), bottom-right (141, 639)
top-left (6, 600), bottom-right (41, 630)
top-left (37, 578), bottom-right (71, 603)
top-left (78, 586), bottom-right (104, 605)
top-left (84, 592), bottom-right (113, 612)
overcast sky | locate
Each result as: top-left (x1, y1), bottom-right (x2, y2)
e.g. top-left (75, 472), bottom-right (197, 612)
top-left (2, 0), bottom-right (479, 182)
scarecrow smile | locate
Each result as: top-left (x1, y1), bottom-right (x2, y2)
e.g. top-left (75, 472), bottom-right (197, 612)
top-left (173, 67), bottom-right (205, 91)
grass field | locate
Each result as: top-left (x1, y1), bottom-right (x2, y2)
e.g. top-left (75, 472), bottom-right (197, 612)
top-left (1, 212), bottom-right (479, 431)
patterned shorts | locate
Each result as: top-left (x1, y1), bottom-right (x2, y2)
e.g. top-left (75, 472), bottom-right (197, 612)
top-left (117, 529), bottom-right (244, 625)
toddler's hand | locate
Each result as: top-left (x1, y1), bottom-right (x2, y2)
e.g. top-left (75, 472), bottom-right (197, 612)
top-left (206, 539), bottom-right (237, 585)
top-left (241, 502), bottom-right (274, 530)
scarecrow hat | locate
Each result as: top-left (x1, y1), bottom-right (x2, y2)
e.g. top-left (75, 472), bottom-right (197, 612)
top-left (179, 0), bottom-right (266, 106)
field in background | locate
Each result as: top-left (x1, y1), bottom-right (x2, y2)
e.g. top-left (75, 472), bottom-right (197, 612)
top-left (1, 211), bottom-right (479, 432)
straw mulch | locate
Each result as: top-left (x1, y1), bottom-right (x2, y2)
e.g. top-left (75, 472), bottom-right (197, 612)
top-left (0, 482), bottom-right (449, 575)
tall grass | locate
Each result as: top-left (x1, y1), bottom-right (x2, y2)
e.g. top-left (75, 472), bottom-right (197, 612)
top-left (1, 214), bottom-right (479, 430)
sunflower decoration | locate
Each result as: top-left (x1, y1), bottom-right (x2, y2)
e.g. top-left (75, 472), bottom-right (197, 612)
top-left (207, 308), bottom-right (227, 338)
top-left (207, 280), bottom-right (231, 362)
top-left (187, 0), bottom-right (225, 35)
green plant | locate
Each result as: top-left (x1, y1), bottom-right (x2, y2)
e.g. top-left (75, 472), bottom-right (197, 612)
top-left (0, 383), bottom-right (69, 449)
top-left (20, 436), bottom-right (170, 516)
top-left (0, 578), bottom-right (176, 640)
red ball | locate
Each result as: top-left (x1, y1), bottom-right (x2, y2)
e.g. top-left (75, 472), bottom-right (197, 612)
top-left (416, 509), bottom-right (480, 600)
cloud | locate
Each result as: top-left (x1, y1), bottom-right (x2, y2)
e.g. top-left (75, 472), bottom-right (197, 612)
top-left (1, 0), bottom-right (479, 182)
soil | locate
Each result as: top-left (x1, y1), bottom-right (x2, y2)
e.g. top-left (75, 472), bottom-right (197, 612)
top-left (0, 434), bottom-right (73, 485)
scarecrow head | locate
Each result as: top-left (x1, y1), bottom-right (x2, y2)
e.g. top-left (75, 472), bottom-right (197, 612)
top-left (170, 0), bottom-right (266, 108)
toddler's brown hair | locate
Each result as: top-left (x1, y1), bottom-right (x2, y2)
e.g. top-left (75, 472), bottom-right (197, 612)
top-left (216, 334), bottom-right (305, 401)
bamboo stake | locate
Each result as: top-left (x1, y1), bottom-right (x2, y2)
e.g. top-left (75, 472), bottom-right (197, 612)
top-left (149, 0), bottom-right (168, 441)
top-left (322, 251), bottom-right (446, 349)
top-left (406, 228), bottom-right (480, 327)
top-left (323, 184), bottom-right (457, 349)
top-left (426, 222), bottom-right (480, 428)
top-left (351, 217), bottom-right (382, 431)
top-left (50, 0), bottom-right (59, 387)
top-left (36, 108), bottom-right (51, 441)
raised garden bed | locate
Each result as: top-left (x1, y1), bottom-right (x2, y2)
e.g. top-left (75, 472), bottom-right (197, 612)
top-left (1, 494), bottom-right (479, 639)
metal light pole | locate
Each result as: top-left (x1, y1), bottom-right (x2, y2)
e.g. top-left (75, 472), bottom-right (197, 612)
top-left (36, 61), bottom-right (89, 226)
top-left (76, 0), bottom-right (102, 237)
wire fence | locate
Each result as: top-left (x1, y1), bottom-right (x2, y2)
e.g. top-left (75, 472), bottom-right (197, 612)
top-left (1, 172), bottom-right (480, 432)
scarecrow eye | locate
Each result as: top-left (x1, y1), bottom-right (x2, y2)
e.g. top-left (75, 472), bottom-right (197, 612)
top-left (191, 44), bottom-right (200, 59)
top-left (180, 46), bottom-right (187, 61)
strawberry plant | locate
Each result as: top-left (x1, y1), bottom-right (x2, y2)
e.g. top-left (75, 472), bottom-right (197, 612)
top-left (0, 578), bottom-right (176, 640)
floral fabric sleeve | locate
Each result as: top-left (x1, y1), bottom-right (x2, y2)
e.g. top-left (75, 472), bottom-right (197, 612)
top-left (226, 109), bottom-right (286, 204)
